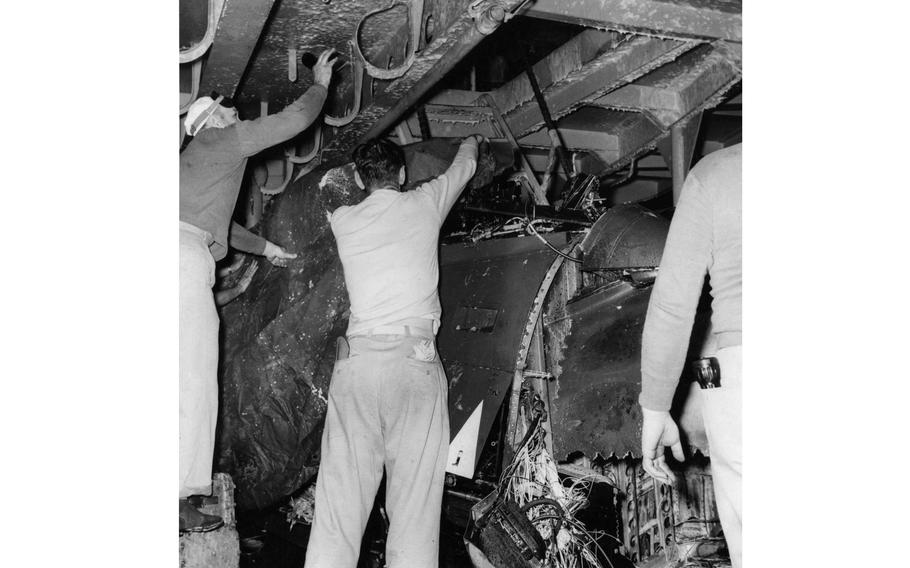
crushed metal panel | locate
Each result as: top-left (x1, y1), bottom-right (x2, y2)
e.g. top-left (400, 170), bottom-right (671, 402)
top-left (546, 281), bottom-right (653, 459)
top-left (438, 233), bottom-right (572, 476)
top-left (545, 280), bottom-right (711, 460)
top-left (526, 0), bottom-right (742, 42)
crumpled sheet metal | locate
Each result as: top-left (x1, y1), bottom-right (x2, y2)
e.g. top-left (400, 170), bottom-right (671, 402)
top-left (546, 276), bottom-right (712, 461)
top-left (216, 139), bottom-right (506, 510)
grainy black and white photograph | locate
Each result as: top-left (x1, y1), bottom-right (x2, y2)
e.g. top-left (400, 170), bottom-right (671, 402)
top-left (179, 0), bottom-right (743, 568)
top-left (177, 2), bottom-right (741, 567)
top-left (8, 2), bottom-right (909, 568)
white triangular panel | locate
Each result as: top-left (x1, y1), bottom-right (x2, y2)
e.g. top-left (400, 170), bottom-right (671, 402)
top-left (445, 400), bottom-right (483, 478)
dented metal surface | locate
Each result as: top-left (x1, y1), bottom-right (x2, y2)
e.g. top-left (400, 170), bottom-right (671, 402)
top-left (535, 203), bottom-right (714, 461)
top-left (546, 280), bottom-right (654, 459)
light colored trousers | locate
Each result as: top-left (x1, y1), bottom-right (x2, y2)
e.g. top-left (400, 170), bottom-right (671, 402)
top-left (179, 222), bottom-right (219, 498)
top-left (702, 345), bottom-right (742, 568)
top-left (305, 333), bottom-right (450, 568)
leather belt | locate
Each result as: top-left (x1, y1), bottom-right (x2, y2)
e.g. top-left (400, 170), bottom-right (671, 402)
top-left (350, 322), bottom-right (435, 340)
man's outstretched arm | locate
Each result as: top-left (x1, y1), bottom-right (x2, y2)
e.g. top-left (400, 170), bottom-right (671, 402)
top-left (419, 135), bottom-right (482, 218)
top-left (228, 222), bottom-right (298, 266)
top-left (236, 49), bottom-right (338, 157)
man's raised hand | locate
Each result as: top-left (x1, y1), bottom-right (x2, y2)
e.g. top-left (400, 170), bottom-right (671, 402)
top-left (313, 48), bottom-right (339, 89)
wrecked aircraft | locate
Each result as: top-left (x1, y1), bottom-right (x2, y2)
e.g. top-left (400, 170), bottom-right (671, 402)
top-left (180, 0), bottom-right (742, 565)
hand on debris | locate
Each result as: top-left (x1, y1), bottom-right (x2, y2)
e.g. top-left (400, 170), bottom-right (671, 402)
top-left (236, 261), bottom-right (259, 291)
top-left (640, 407), bottom-right (685, 485)
top-left (264, 241), bottom-right (298, 267)
top-left (313, 48), bottom-right (339, 89)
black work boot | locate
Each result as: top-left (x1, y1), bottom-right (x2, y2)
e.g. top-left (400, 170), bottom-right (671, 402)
top-left (179, 498), bottom-right (224, 534)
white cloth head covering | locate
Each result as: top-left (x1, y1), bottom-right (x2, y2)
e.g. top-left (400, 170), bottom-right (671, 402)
top-left (184, 96), bottom-right (223, 136)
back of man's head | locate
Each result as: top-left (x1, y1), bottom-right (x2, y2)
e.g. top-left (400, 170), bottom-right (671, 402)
top-left (352, 139), bottom-right (406, 189)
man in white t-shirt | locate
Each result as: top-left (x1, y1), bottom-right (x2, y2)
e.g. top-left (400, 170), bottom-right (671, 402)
top-left (304, 135), bottom-right (481, 568)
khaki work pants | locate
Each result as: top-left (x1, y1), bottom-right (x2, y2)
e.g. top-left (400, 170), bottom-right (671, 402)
top-left (702, 345), bottom-right (742, 568)
top-left (305, 333), bottom-right (450, 568)
top-left (178, 222), bottom-right (219, 498)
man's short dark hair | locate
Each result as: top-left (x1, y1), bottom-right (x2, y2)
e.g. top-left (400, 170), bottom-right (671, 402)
top-left (352, 139), bottom-right (406, 189)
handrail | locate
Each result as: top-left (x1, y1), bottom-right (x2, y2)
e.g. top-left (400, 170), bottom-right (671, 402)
top-left (324, 42), bottom-right (365, 127)
top-left (353, 1), bottom-right (423, 80)
top-left (180, 0), bottom-right (225, 64)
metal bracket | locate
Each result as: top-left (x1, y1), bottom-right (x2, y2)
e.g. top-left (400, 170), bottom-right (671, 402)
top-left (179, 0), bottom-right (225, 63)
top-left (324, 42), bottom-right (365, 127)
top-left (353, 1), bottom-right (423, 80)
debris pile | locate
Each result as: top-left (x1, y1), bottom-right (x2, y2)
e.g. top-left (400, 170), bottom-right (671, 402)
top-left (284, 482), bottom-right (317, 530)
top-left (470, 396), bottom-right (613, 568)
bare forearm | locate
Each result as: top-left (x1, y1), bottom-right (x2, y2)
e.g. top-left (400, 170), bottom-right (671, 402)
top-left (228, 222), bottom-right (267, 255)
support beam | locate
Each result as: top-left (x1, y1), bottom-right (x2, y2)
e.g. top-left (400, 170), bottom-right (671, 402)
top-left (322, 0), bottom-right (530, 163)
top-left (517, 108), bottom-right (661, 169)
top-left (490, 28), bottom-right (620, 114)
top-left (200, 0), bottom-right (277, 98)
top-left (591, 43), bottom-right (740, 126)
top-left (501, 36), bottom-right (696, 138)
top-left (526, 0), bottom-right (742, 43)
top-left (658, 112), bottom-right (703, 204)
top-left (396, 34), bottom-right (699, 141)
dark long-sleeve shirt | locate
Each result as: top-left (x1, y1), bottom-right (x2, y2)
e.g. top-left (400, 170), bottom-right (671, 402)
top-left (179, 85), bottom-right (327, 261)
top-left (639, 143), bottom-right (742, 411)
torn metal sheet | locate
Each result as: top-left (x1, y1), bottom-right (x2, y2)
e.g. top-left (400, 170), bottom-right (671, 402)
top-left (537, 202), bottom-right (716, 461)
top-left (544, 279), bottom-right (711, 460)
top-left (438, 232), bottom-right (574, 478)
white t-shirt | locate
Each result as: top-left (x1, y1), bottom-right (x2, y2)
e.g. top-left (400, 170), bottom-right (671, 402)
top-left (330, 141), bottom-right (478, 336)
